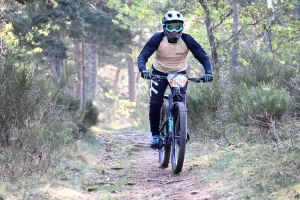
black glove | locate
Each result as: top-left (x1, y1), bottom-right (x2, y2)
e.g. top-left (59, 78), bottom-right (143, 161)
top-left (141, 70), bottom-right (152, 79)
top-left (203, 74), bottom-right (213, 82)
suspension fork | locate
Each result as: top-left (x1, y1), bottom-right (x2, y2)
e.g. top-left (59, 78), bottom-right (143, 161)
top-left (167, 92), bottom-right (186, 141)
top-left (167, 109), bottom-right (173, 138)
top-left (167, 95), bottom-right (174, 141)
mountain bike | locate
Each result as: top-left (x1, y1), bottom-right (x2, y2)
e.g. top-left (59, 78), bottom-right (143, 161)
top-left (150, 73), bottom-right (203, 174)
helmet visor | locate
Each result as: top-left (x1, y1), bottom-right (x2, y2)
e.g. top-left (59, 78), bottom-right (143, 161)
top-left (165, 23), bottom-right (183, 33)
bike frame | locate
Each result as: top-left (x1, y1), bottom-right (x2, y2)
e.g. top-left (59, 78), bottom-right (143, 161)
top-left (153, 74), bottom-right (203, 173)
top-left (148, 73), bottom-right (203, 174)
top-left (165, 88), bottom-right (186, 145)
top-left (155, 74), bottom-right (200, 143)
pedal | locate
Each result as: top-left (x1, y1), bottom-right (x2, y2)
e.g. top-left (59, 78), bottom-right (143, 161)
top-left (186, 132), bottom-right (190, 142)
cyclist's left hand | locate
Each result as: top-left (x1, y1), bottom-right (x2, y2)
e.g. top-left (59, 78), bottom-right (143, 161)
top-left (141, 70), bottom-right (152, 79)
top-left (203, 74), bottom-right (213, 82)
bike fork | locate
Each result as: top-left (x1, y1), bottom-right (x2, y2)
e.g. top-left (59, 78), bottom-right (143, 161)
top-left (167, 112), bottom-right (174, 144)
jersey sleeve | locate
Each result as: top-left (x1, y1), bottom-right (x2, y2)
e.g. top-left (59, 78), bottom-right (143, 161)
top-left (137, 32), bottom-right (164, 72)
top-left (182, 33), bottom-right (213, 74)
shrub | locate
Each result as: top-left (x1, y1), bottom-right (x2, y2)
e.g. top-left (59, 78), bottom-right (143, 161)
top-left (231, 49), bottom-right (278, 87)
top-left (56, 95), bottom-right (100, 133)
top-left (289, 75), bottom-right (300, 118)
top-left (0, 54), bottom-right (79, 180)
top-left (82, 100), bottom-right (100, 127)
top-left (231, 48), bottom-right (297, 92)
top-left (229, 83), bottom-right (291, 129)
top-left (187, 78), bottom-right (223, 138)
top-left (104, 90), bottom-right (138, 127)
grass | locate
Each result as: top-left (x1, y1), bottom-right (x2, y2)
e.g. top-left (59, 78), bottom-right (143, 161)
top-left (186, 139), bottom-right (300, 199)
top-left (1, 126), bottom-right (300, 199)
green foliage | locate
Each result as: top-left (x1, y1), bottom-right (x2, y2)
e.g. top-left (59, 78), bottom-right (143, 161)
top-left (231, 49), bottom-right (278, 87)
top-left (115, 99), bottom-right (136, 120)
top-left (0, 48), bottom-right (98, 181)
top-left (0, 55), bottom-right (47, 144)
top-left (86, 185), bottom-right (99, 192)
top-left (56, 95), bottom-right (100, 133)
top-left (189, 141), bottom-right (300, 199)
top-left (3, 0), bottom-right (130, 61)
top-left (55, 93), bottom-right (76, 107)
top-left (108, 0), bottom-right (161, 30)
top-left (82, 100), bottom-right (100, 127)
top-left (80, 5), bottom-right (132, 46)
top-left (289, 75), bottom-right (300, 118)
top-left (278, 66), bottom-right (297, 90)
top-left (231, 48), bottom-right (296, 90)
top-left (187, 78), bottom-right (222, 132)
top-left (104, 90), bottom-right (136, 126)
top-left (229, 83), bottom-right (291, 127)
top-left (0, 53), bottom-right (79, 180)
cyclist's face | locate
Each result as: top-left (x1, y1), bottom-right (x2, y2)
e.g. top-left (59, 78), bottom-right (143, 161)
top-left (168, 24), bottom-right (180, 31)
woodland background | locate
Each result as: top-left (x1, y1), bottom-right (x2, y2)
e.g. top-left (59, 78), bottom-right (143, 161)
top-left (0, 0), bottom-right (300, 195)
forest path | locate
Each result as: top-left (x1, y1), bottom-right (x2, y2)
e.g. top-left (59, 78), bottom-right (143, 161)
top-left (10, 130), bottom-right (219, 200)
top-left (84, 130), bottom-right (217, 200)
top-left (4, 128), bottom-right (297, 199)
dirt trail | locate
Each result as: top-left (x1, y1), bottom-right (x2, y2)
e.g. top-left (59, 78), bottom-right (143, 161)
top-left (3, 129), bottom-right (217, 200)
top-left (95, 130), bottom-right (216, 200)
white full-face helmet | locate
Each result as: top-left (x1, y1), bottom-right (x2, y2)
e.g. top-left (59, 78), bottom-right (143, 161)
top-left (162, 10), bottom-right (184, 43)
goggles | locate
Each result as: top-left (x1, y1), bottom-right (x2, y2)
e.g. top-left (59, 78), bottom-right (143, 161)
top-left (165, 23), bottom-right (183, 33)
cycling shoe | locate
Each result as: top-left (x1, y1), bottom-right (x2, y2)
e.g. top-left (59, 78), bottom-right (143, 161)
top-left (150, 135), bottom-right (159, 149)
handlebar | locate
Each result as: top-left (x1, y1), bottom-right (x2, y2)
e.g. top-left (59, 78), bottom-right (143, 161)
top-left (188, 77), bottom-right (204, 83)
top-left (145, 74), bottom-right (204, 83)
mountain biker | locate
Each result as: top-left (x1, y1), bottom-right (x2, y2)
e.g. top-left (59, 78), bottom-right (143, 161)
top-left (137, 10), bottom-right (213, 149)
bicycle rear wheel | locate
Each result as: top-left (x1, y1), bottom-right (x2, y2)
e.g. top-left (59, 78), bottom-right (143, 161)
top-left (159, 102), bottom-right (170, 168)
top-left (171, 102), bottom-right (187, 174)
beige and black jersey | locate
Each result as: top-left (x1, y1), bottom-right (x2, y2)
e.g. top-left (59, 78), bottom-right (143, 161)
top-left (153, 36), bottom-right (189, 73)
top-left (138, 32), bottom-right (212, 75)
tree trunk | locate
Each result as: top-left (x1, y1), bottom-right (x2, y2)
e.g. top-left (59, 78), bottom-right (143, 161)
top-left (198, 0), bottom-right (220, 74)
top-left (125, 45), bottom-right (136, 102)
top-left (51, 56), bottom-right (69, 94)
top-left (81, 39), bottom-right (86, 109)
top-left (51, 56), bottom-right (62, 79)
top-left (74, 40), bottom-right (81, 98)
top-left (229, 0), bottom-right (239, 72)
top-left (88, 43), bottom-right (98, 99)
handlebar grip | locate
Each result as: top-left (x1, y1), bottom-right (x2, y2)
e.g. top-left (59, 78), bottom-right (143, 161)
top-left (189, 77), bottom-right (204, 82)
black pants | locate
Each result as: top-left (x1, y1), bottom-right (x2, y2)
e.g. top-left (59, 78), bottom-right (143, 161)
top-left (149, 68), bottom-right (187, 136)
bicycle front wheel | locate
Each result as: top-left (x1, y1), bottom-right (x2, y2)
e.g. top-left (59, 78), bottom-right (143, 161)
top-left (159, 102), bottom-right (170, 168)
top-left (171, 102), bottom-right (187, 174)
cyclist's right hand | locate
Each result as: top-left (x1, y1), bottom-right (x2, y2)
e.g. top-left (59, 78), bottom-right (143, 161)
top-left (203, 74), bottom-right (213, 82)
top-left (141, 70), bottom-right (152, 79)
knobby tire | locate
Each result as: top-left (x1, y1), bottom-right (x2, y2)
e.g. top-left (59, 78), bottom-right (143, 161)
top-left (171, 102), bottom-right (187, 174)
top-left (159, 102), bottom-right (170, 167)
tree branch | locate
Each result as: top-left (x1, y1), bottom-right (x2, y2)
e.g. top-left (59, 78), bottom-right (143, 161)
top-left (220, 11), bottom-right (273, 45)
